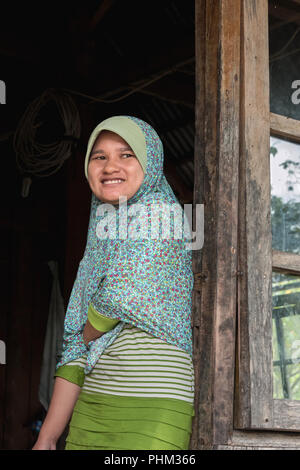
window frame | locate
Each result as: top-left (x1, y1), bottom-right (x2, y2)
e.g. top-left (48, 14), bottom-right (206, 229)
top-left (192, 0), bottom-right (300, 449)
top-left (234, 1), bottom-right (300, 431)
top-left (271, 113), bottom-right (300, 426)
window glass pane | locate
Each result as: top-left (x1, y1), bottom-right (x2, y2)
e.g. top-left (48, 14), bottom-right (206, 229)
top-left (269, 0), bottom-right (300, 120)
top-left (272, 272), bottom-right (300, 399)
top-left (270, 136), bottom-right (300, 253)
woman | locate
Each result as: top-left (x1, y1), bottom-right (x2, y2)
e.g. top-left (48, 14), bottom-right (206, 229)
top-left (33, 115), bottom-right (195, 450)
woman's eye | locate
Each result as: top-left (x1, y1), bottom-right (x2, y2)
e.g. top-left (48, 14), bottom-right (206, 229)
top-left (122, 153), bottom-right (135, 158)
top-left (91, 154), bottom-right (135, 161)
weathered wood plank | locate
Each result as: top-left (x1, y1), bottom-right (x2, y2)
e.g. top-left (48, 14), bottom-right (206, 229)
top-left (235, 0), bottom-right (273, 429)
top-left (216, 444), bottom-right (299, 449)
top-left (273, 250), bottom-right (300, 274)
top-left (230, 428), bottom-right (300, 448)
top-left (273, 400), bottom-right (300, 431)
top-left (190, 0), bottom-right (208, 449)
top-left (270, 113), bottom-right (300, 143)
top-left (191, 0), bottom-right (240, 449)
top-left (213, 0), bottom-right (240, 446)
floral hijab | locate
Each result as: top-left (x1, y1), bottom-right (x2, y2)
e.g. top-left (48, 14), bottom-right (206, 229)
top-left (56, 116), bottom-right (194, 374)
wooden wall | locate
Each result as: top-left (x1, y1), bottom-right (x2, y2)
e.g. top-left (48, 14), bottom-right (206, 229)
top-left (0, 145), bottom-right (67, 449)
top-left (0, 102), bottom-right (93, 450)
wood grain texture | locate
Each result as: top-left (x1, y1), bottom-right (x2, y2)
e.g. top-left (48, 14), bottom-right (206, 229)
top-left (273, 250), bottom-right (300, 274)
top-left (198, 428), bottom-right (300, 449)
top-left (235, 0), bottom-right (274, 430)
top-left (230, 428), bottom-right (300, 448)
top-left (270, 113), bottom-right (300, 143)
top-left (273, 400), bottom-right (300, 431)
top-left (191, 0), bottom-right (240, 449)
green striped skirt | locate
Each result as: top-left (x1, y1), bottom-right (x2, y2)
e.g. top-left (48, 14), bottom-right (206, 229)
top-left (64, 324), bottom-right (195, 450)
top-left (65, 392), bottom-right (194, 450)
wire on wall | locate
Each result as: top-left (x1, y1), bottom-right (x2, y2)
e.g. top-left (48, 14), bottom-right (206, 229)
top-left (13, 88), bottom-right (81, 197)
top-left (62, 57), bottom-right (195, 107)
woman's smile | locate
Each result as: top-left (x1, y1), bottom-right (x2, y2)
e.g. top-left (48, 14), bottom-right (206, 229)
top-left (87, 130), bottom-right (144, 205)
top-left (102, 178), bottom-right (125, 185)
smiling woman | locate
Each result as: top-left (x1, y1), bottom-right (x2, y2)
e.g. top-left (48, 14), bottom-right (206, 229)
top-left (32, 115), bottom-right (195, 451)
top-left (87, 130), bottom-right (145, 205)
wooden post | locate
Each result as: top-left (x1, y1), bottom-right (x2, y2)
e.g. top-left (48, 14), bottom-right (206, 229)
top-left (191, 0), bottom-right (241, 449)
top-left (234, 0), bottom-right (273, 430)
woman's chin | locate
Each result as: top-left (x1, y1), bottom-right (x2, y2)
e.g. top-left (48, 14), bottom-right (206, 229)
top-left (94, 192), bottom-right (124, 205)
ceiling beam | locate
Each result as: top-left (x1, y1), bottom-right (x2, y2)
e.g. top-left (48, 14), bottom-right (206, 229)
top-left (89, 0), bottom-right (116, 32)
top-left (84, 31), bottom-right (195, 97)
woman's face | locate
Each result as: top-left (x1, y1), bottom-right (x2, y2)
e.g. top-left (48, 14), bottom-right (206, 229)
top-left (87, 130), bottom-right (145, 205)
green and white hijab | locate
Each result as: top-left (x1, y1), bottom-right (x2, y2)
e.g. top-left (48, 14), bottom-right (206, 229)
top-left (56, 116), bottom-right (194, 374)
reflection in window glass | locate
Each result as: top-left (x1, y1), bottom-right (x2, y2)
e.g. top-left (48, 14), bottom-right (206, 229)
top-left (270, 136), bottom-right (300, 254)
top-left (269, 0), bottom-right (300, 120)
top-left (272, 272), bottom-right (300, 399)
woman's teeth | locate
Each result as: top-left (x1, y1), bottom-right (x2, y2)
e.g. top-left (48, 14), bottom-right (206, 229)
top-left (103, 179), bottom-right (123, 184)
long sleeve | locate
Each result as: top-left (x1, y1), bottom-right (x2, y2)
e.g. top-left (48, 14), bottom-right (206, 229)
top-left (55, 305), bottom-right (120, 386)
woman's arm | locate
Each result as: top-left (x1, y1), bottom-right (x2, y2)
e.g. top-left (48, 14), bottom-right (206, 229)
top-left (32, 377), bottom-right (81, 450)
top-left (33, 307), bottom-right (119, 449)
top-left (82, 318), bottom-right (105, 346)
top-left (82, 304), bottom-right (120, 346)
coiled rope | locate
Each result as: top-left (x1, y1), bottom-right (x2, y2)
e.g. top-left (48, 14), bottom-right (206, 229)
top-left (13, 88), bottom-right (81, 196)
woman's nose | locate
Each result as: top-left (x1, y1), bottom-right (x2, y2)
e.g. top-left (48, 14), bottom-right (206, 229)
top-left (103, 157), bottom-right (120, 172)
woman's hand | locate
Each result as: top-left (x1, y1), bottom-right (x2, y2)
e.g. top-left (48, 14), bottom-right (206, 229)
top-left (32, 437), bottom-right (56, 450)
top-left (83, 319), bottom-right (104, 347)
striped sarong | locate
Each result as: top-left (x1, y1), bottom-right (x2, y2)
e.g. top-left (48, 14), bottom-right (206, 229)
top-left (63, 324), bottom-right (195, 450)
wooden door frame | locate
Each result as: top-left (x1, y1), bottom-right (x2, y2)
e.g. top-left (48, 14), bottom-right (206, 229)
top-left (192, 0), bottom-right (300, 449)
top-left (191, 0), bottom-right (241, 448)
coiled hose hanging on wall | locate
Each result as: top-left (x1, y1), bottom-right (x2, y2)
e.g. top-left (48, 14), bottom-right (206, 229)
top-left (13, 88), bottom-right (81, 197)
